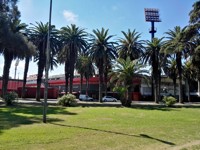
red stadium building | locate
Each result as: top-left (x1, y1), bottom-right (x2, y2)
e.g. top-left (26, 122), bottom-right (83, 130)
top-left (25, 74), bottom-right (142, 100)
top-left (0, 79), bottom-right (23, 95)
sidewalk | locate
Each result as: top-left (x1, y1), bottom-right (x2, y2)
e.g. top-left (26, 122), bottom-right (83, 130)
top-left (1, 98), bottom-right (200, 107)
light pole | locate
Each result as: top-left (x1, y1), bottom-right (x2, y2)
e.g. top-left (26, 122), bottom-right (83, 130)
top-left (144, 8), bottom-right (161, 103)
top-left (43, 0), bottom-right (52, 123)
top-left (144, 8), bottom-right (161, 40)
top-left (14, 59), bottom-right (19, 79)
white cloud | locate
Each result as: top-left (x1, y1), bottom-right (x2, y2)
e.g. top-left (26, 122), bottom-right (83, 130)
top-left (63, 10), bottom-right (78, 24)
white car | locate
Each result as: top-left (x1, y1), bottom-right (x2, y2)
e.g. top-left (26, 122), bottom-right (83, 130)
top-left (102, 96), bottom-right (117, 102)
top-left (79, 94), bottom-right (93, 101)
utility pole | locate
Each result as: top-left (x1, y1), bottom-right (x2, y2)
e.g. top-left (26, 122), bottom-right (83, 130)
top-left (43, 0), bottom-right (52, 123)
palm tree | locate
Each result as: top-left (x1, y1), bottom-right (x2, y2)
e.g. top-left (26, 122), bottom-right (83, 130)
top-left (59, 24), bottom-right (88, 94)
top-left (89, 28), bottom-right (116, 102)
top-left (118, 29), bottom-right (144, 61)
top-left (75, 53), bottom-right (94, 94)
top-left (1, 19), bottom-right (35, 97)
top-left (143, 37), bottom-right (165, 103)
top-left (165, 58), bottom-right (178, 97)
top-left (183, 60), bottom-right (196, 102)
top-left (191, 37), bottom-right (200, 96)
top-left (109, 57), bottom-right (147, 107)
top-left (189, 1), bottom-right (200, 25)
top-left (189, 1), bottom-right (200, 96)
top-left (29, 22), bottom-right (60, 101)
top-left (0, 1), bottom-right (35, 97)
top-left (163, 26), bottom-right (192, 103)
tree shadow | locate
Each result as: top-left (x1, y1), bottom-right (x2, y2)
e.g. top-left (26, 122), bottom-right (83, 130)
top-left (50, 122), bottom-right (175, 146)
top-left (139, 134), bottom-right (175, 145)
top-left (0, 105), bottom-right (77, 135)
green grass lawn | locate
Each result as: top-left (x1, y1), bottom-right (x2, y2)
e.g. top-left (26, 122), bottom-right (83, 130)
top-left (0, 104), bottom-right (200, 150)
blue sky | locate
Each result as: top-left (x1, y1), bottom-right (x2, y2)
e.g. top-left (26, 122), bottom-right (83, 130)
top-left (0, 0), bottom-right (196, 79)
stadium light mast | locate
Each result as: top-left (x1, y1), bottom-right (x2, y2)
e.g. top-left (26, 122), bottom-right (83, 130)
top-left (43, 0), bottom-right (52, 123)
top-left (144, 8), bottom-right (161, 103)
top-left (144, 8), bottom-right (161, 40)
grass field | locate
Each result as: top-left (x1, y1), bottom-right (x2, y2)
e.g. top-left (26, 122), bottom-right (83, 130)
top-left (0, 104), bottom-right (200, 150)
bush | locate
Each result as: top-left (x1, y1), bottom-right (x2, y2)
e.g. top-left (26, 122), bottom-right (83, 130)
top-left (3, 91), bottom-right (18, 106)
top-left (57, 93), bottom-right (77, 107)
top-left (162, 96), bottom-right (177, 107)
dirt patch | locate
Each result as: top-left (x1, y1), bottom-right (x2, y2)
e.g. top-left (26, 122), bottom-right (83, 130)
top-left (169, 140), bottom-right (200, 150)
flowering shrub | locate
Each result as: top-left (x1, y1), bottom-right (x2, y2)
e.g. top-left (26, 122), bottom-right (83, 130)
top-left (57, 94), bottom-right (77, 107)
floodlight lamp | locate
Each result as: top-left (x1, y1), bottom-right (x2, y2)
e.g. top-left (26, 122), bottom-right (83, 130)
top-left (144, 8), bottom-right (161, 22)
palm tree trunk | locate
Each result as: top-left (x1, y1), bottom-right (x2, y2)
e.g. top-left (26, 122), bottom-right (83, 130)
top-left (22, 57), bottom-right (30, 98)
top-left (36, 65), bottom-right (44, 101)
top-left (2, 52), bottom-right (12, 98)
top-left (187, 79), bottom-right (191, 102)
top-left (198, 72), bottom-right (200, 97)
top-left (99, 65), bottom-right (103, 103)
top-left (125, 87), bottom-right (132, 107)
top-left (64, 63), bottom-right (69, 94)
top-left (151, 76), bottom-right (154, 100)
top-left (36, 41), bottom-right (46, 101)
top-left (86, 77), bottom-right (89, 95)
top-left (176, 54), bottom-right (183, 103)
top-left (198, 80), bottom-right (200, 97)
top-left (158, 69), bottom-right (161, 101)
top-left (69, 67), bottom-right (74, 93)
top-left (152, 51), bottom-right (158, 103)
top-left (104, 71), bottom-right (108, 96)
top-left (173, 78), bottom-right (176, 97)
top-left (80, 73), bottom-right (83, 94)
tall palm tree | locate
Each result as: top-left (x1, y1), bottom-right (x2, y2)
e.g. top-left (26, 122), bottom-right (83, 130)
top-left (118, 29), bottom-right (144, 61)
top-left (109, 57), bottom-right (147, 107)
top-left (59, 24), bottom-right (88, 94)
top-left (0, 1), bottom-right (35, 97)
top-left (29, 22), bottom-right (60, 101)
top-left (143, 37), bottom-right (165, 103)
top-left (21, 26), bottom-right (36, 98)
top-left (163, 26), bottom-right (192, 103)
top-left (191, 37), bottom-right (200, 96)
top-left (1, 19), bottom-right (35, 97)
top-left (89, 28), bottom-right (116, 102)
top-left (189, 1), bottom-right (200, 96)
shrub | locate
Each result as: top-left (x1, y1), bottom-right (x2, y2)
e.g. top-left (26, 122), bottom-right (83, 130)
top-left (162, 96), bottom-right (177, 107)
top-left (57, 93), bottom-right (77, 107)
top-left (3, 91), bottom-right (18, 106)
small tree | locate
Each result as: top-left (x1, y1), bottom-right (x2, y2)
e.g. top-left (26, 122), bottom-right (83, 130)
top-left (109, 57), bottom-right (148, 107)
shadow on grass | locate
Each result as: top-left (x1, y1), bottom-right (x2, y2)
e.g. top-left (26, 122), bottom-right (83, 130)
top-left (51, 122), bottom-right (175, 146)
top-left (0, 105), bottom-right (77, 135)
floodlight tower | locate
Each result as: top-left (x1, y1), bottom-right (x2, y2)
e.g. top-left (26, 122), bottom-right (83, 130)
top-left (144, 8), bottom-right (161, 40)
top-left (144, 8), bottom-right (161, 103)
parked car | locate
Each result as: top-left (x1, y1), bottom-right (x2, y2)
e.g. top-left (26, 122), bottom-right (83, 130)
top-left (79, 94), bottom-right (93, 101)
top-left (102, 96), bottom-right (117, 102)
